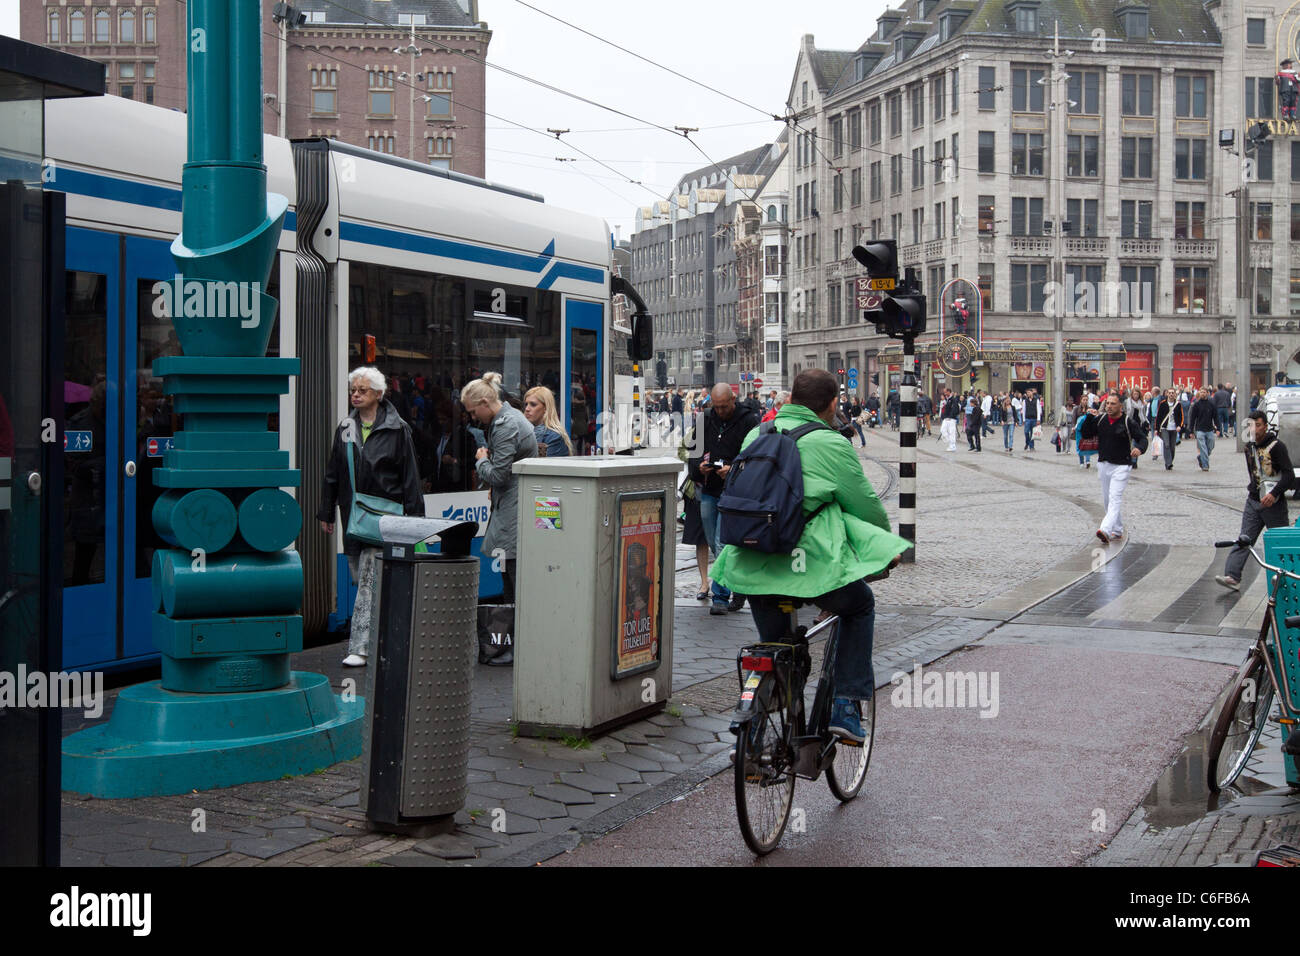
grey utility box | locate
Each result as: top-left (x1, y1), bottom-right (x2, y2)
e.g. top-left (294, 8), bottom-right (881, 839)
top-left (512, 456), bottom-right (681, 737)
top-left (361, 516), bottom-right (478, 836)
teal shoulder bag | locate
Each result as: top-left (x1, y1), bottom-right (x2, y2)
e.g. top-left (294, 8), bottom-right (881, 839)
top-left (345, 436), bottom-right (403, 546)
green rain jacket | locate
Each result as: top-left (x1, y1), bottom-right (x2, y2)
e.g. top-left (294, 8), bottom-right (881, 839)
top-left (710, 403), bottom-right (910, 598)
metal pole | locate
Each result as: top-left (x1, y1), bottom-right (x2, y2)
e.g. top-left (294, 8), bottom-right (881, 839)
top-left (898, 332), bottom-right (917, 563)
top-left (1237, 180), bottom-right (1251, 448)
top-left (407, 25), bottom-right (415, 160)
top-left (277, 18), bottom-right (286, 138)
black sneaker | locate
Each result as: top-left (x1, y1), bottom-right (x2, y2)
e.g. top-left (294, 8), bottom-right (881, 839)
top-left (710, 603), bottom-right (728, 616)
top-left (728, 593), bottom-right (746, 613)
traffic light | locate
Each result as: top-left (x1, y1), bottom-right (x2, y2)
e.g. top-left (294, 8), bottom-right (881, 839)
top-left (852, 240), bottom-right (897, 277)
top-left (655, 359), bottom-right (667, 388)
top-left (853, 241), bottom-right (925, 338)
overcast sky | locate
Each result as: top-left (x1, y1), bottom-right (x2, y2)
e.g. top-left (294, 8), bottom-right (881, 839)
top-left (0, 0), bottom-right (887, 235)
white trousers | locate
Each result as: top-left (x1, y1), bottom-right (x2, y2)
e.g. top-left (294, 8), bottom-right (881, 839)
top-left (1097, 461), bottom-right (1131, 537)
top-left (940, 418), bottom-right (957, 450)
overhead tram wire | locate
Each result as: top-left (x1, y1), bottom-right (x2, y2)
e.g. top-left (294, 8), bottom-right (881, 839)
top-left (164, 0), bottom-right (662, 201)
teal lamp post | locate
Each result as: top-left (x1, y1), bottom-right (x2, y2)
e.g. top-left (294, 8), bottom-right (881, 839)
top-left (62, 0), bottom-right (363, 797)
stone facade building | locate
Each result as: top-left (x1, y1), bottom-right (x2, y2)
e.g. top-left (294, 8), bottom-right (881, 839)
top-left (21, 0), bottom-right (488, 176)
top-left (630, 140), bottom-right (786, 390)
top-left (786, 0), bottom-right (1300, 405)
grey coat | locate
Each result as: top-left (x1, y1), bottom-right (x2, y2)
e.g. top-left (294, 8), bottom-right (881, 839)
top-left (476, 405), bottom-right (538, 560)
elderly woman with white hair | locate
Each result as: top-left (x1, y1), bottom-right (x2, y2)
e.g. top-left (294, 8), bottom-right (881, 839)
top-left (318, 366), bottom-right (424, 667)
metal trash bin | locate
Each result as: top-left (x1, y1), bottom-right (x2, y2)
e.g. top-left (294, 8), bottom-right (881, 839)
top-left (360, 516), bottom-right (478, 836)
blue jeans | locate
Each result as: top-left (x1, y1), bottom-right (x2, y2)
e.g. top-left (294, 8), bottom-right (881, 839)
top-left (1217, 407), bottom-right (1233, 435)
top-left (749, 580), bottom-right (877, 700)
top-left (1196, 430), bottom-right (1215, 469)
top-left (698, 492), bottom-right (730, 603)
top-left (1002, 422), bottom-right (1015, 450)
top-left (1024, 419), bottom-right (1037, 449)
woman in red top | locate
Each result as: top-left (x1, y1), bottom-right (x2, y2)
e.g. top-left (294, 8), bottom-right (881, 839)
top-left (761, 390), bottom-right (789, 423)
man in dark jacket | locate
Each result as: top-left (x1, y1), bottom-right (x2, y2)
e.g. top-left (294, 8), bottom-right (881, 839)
top-left (1189, 387), bottom-right (1218, 471)
top-left (1154, 388), bottom-right (1185, 469)
top-left (966, 396), bottom-right (983, 451)
top-left (688, 383), bottom-right (760, 614)
top-left (1213, 384), bottom-right (1234, 436)
top-left (939, 388), bottom-right (960, 450)
top-left (1079, 392), bottom-right (1143, 544)
top-left (1216, 410), bottom-right (1295, 590)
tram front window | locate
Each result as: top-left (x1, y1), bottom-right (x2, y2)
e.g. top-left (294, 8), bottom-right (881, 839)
top-left (64, 271), bottom-right (107, 587)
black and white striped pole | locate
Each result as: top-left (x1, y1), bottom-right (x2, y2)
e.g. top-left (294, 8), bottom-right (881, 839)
top-left (898, 332), bottom-right (917, 563)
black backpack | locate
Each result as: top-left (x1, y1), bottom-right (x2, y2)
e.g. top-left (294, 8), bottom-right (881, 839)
top-left (716, 420), bottom-right (831, 553)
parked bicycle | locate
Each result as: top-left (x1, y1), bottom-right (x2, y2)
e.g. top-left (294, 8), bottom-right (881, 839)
top-left (1206, 538), bottom-right (1300, 792)
top-left (730, 599), bottom-right (874, 855)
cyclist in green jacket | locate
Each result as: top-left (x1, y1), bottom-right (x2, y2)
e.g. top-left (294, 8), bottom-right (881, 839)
top-left (711, 369), bottom-right (910, 742)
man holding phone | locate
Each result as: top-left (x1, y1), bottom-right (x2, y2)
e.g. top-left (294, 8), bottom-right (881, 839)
top-left (689, 383), bottom-right (760, 615)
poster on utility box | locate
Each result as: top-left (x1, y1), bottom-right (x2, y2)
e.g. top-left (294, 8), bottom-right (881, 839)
top-left (613, 494), bottom-right (662, 678)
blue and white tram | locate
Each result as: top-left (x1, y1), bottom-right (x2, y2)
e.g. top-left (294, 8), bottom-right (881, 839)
top-left (43, 95), bottom-right (626, 672)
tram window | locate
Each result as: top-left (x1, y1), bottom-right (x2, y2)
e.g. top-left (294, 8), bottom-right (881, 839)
top-left (64, 272), bottom-right (108, 587)
top-left (349, 263), bottom-right (561, 491)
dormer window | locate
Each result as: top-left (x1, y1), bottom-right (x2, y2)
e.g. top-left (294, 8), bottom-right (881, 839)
top-left (895, 33), bottom-right (920, 60)
top-left (876, 13), bottom-right (903, 41)
top-left (918, 0), bottom-right (937, 17)
top-left (941, 10), bottom-right (969, 41)
top-left (1008, 1), bottom-right (1039, 33)
top-left (1116, 2), bottom-right (1149, 39)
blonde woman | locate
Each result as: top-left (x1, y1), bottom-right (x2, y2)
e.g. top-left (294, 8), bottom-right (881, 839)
top-left (462, 371), bottom-right (538, 664)
top-left (523, 386), bottom-right (573, 457)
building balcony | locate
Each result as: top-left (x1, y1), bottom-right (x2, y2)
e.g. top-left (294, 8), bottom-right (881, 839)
top-left (1063, 236), bottom-right (1110, 257)
top-left (900, 242), bottom-right (922, 265)
top-left (1172, 238), bottom-right (1216, 260)
top-left (1118, 237), bottom-right (1163, 258)
top-left (1008, 236), bottom-right (1052, 256)
top-left (923, 239), bottom-right (945, 261)
top-left (1250, 240), bottom-right (1273, 268)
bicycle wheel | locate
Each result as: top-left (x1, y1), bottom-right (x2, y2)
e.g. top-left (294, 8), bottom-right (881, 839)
top-left (1206, 656), bottom-right (1275, 792)
top-left (734, 678), bottom-right (796, 856)
top-left (826, 695), bottom-right (876, 801)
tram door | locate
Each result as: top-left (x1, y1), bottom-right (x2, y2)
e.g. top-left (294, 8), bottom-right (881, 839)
top-left (62, 230), bottom-right (179, 670)
top-left (565, 300), bottom-right (603, 454)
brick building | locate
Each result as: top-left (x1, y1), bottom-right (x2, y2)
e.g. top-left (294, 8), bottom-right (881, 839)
top-left (21, 0), bottom-right (488, 176)
top-left (784, 0), bottom-right (1300, 405)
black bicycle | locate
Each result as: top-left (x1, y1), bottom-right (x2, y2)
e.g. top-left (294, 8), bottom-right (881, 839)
top-left (730, 599), bottom-right (874, 855)
top-left (1206, 538), bottom-right (1300, 792)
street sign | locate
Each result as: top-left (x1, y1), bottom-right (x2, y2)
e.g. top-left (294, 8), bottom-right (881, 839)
top-left (64, 430), bottom-right (92, 452)
top-left (865, 277), bottom-right (895, 291)
top-left (856, 286), bottom-right (884, 311)
top-left (753, 377), bottom-right (763, 388)
top-left (146, 436), bottom-right (175, 458)
top-left (847, 369), bottom-right (859, 388)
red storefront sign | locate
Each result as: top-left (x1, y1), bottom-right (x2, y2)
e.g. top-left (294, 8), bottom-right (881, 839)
top-left (1118, 350), bottom-right (1154, 392)
top-left (1172, 351), bottom-right (1206, 390)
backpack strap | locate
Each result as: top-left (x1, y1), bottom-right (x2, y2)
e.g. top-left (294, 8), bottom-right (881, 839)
top-left (785, 421), bottom-right (832, 441)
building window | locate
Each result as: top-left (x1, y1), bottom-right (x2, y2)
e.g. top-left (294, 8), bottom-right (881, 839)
top-left (1257, 141), bottom-right (1275, 181)
top-left (1011, 68), bottom-right (1045, 112)
top-left (426, 72), bottom-right (452, 117)
top-left (368, 135), bottom-right (395, 154)
top-left (69, 10), bottom-right (85, 42)
top-left (927, 265), bottom-right (946, 314)
top-left (933, 202), bottom-right (945, 239)
top-left (93, 9), bottom-right (110, 43)
top-left (398, 13), bottom-right (427, 25)
top-left (1011, 196), bottom-right (1043, 235)
top-left (1246, 77), bottom-right (1275, 119)
top-left (932, 74), bottom-right (946, 119)
top-left (120, 63), bottom-right (135, 81)
top-left (910, 83), bottom-right (924, 129)
top-left (1174, 201), bottom-right (1206, 239)
top-left (912, 207), bottom-right (924, 244)
top-left (120, 9), bottom-right (135, 43)
top-left (827, 284), bottom-right (842, 327)
top-left (143, 9), bottom-right (156, 43)
top-left (1292, 203), bottom-right (1300, 241)
top-left (1067, 134), bottom-right (1099, 177)
top-left (1011, 263), bottom-right (1048, 312)
top-left (144, 85), bottom-right (154, 105)
top-left (1255, 268), bottom-right (1273, 314)
top-left (890, 154), bottom-right (903, 194)
top-left (369, 70), bottom-right (395, 117)
top-left (766, 341), bottom-right (781, 366)
top-left (1175, 75), bottom-right (1208, 118)
top-left (1121, 200), bottom-right (1153, 238)
top-left (1067, 198), bottom-right (1098, 236)
top-left (869, 101), bottom-right (881, 144)
top-left (832, 172), bottom-right (844, 211)
top-left (952, 68), bottom-right (959, 113)
top-left (1252, 202), bottom-right (1273, 240)
top-left (978, 195), bottom-right (995, 234)
top-left (1064, 263), bottom-right (1103, 293)
top-left (978, 66), bottom-right (996, 110)
top-left (912, 146), bottom-right (925, 188)
top-left (888, 91), bottom-right (902, 136)
top-left (850, 167), bottom-right (862, 206)
top-left (934, 138), bottom-right (947, 180)
top-left (311, 68), bottom-right (338, 115)
top-left (1247, 17), bottom-right (1266, 45)
top-left (1011, 132), bottom-right (1043, 176)
top-left (978, 131), bottom-right (994, 172)
top-left (1120, 137), bottom-right (1153, 179)
top-left (1067, 71), bottom-right (1100, 115)
top-left (1173, 267), bottom-right (1209, 313)
top-left (978, 264), bottom-right (993, 310)
top-left (1121, 265), bottom-right (1157, 302)
top-left (120, 84), bottom-right (133, 100)
top-left (848, 108), bottom-right (861, 151)
top-left (1013, 5), bottom-right (1037, 33)
top-left (830, 115), bottom-right (844, 158)
top-left (47, 10), bottom-right (59, 43)
top-left (1174, 139), bottom-right (1207, 180)
top-left (426, 137), bottom-right (453, 168)
top-left (870, 161), bottom-right (882, 201)
top-left (951, 132), bottom-right (958, 175)
top-left (1290, 271), bottom-right (1300, 315)
top-left (1121, 73), bottom-right (1154, 116)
